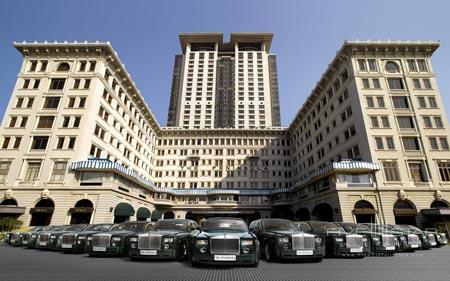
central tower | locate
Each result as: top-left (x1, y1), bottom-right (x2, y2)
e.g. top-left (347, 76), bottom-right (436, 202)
top-left (167, 33), bottom-right (281, 129)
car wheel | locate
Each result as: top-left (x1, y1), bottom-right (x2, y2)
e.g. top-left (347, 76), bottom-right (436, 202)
top-left (177, 243), bottom-right (187, 262)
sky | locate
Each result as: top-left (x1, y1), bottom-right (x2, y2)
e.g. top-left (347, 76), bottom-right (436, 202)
top-left (1, 0), bottom-right (450, 126)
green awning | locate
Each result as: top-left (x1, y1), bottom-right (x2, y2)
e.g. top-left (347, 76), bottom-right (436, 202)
top-left (136, 207), bottom-right (151, 219)
top-left (114, 203), bottom-right (134, 217)
top-left (151, 209), bottom-right (162, 220)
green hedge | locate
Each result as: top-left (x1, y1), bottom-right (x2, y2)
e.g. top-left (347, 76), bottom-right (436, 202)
top-left (0, 217), bottom-right (23, 232)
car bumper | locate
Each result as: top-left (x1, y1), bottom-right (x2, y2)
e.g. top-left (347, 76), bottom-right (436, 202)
top-left (192, 252), bottom-right (258, 265)
top-left (129, 248), bottom-right (177, 259)
top-left (87, 245), bottom-right (122, 256)
top-left (276, 248), bottom-right (325, 259)
top-left (372, 244), bottom-right (396, 253)
top-left (61, 242), bottom-right (86, 253)
top-left (332, 246), bottom-right (365, 257)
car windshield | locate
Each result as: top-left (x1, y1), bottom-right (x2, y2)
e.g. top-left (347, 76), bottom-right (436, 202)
top-left (111, 222), bottom-right (146, 232)
top-left (308, 221), bottom-right (346, 233)
top-left (64, 224), bottom-right (87, 232)
top-left (153, 220), bottom-right (188, 231)
top-left (48, 225), bottom-right (66, 231)
top-left (263, 219), bottom-right (298, 231)
top-left (203, 219), bottom-right (248, 232)
top-left (84, 224), bottom-right (113, 232)
top-left (404, 225), bottom-right (422, 233)
top-left (341, 223), bottom-right (371, 233)
top-left (387, 225), bottom-right (406, 232)
top-left (296, 222), bottom-right (313, 233)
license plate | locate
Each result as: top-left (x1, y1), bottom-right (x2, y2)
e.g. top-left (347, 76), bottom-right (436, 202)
top-left (411, 244), bottom-right (419, 248)
top-left (385, 246), bottom-right (395, 251)
top-left (93, 247), bottom-right (106, 252)
top-left (350, 247), bottom-right (363, 253)
top-left (39, 242), bottom-right (47, 246)
top-left (431, 242), bottom-right (436, 246)
top-left (62, 244), bottom-right (72, 249)
top-left (22, 241), bottom-right (28, 245)
top-left (140, 250), bottom-right (157, 256)
top-left (296, 250), bottom-right (313, 255)
top-left (214, 255), bottom-right (236, 261)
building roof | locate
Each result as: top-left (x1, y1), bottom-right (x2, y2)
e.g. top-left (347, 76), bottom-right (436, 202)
top-left (13, 41), bottom-right (161, 132)
top-left (178, 32), bottom-right (273, 52)
top-left (288, 40), bottom-right (440, 130)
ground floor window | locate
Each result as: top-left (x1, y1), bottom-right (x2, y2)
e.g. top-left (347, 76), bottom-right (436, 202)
top-left (437, 161), bottom-right (450, 181)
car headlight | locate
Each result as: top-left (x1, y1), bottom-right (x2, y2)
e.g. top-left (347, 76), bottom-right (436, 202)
top-left (278, 237), bottom-right (289, 244)
top-left (241, 240), bottom-right (253, 246)
top-left (334, 237), bottom-right (343, 242)
top-left (363, 238), bottom-right (368, 242)
top-left (372, 237), bottom-right (379, 241)
top-left (163, 237), bottom-right (174, 243)
top-left (87, 237), bottom-right (92, 241)
top-left (112, 237), bottom-right (121, 242)
top-left (78, 236), bottom-right (86, 240)
top-left (50, 235), bottom-right (56, 239)
top-left (31, 234), bottom-right (36, 238)
top-left (196, 239), bottom-right (208, 246)
top-left (400, 236), bottom-right (406, 241)
top-left (315, 237), bottom-right (323, 244)
top-left (130, 237), bottom-right (138, 242)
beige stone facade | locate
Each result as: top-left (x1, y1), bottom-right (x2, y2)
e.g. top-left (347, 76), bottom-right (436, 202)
top-left (0, 37), bottom-right (449, 235)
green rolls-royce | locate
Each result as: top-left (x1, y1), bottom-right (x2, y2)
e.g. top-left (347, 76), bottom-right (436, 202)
top-left (249, 219), bottom-right (324, 262)
top-left (25, 225), bottom-right (61, 248)
top-left (399, 225), bottom-right (432, 250)
top-left (424, 229), bottom-right (448, 247)
top-left (37, 224), bottom-right (88, 250)
top-left (191, 217), bottom-right (259, 267)
top-left (337, 222), bottom-right (396, 255)
top-left (59, 224), bottom-right (114, 253)
top-left (87, 221), bottom-right (153, 256)
top-left (128, 219), bottom-right (198, 260)
top-left (296, 221), bottom-right (368, 258)
top-left (363, 224), bottom-right (420, 252)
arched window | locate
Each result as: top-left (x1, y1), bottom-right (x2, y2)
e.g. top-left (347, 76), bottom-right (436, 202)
top-left (0, 198), bottom-right (18, 206)
top-left (56, 62), bottom-right (70, 72)
top-left (431, 200), bottom-right (449, 208)
top-left (385, 61), bottom-right (400, 73)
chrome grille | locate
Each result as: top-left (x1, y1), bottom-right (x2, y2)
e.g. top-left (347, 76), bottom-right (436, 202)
top-left (428, 234), bottom-right (436, 244)
top-left (62, 234), bottom-right (76, 244)
top-left (92, 235), bottom-right (110, 247)
top-left (440, 233), bottom-right (448, 243)
top-left (10, 233), bottom-right (18, 242)
top-left (138, 234), bottom-right (161, 250)
top-left (22, 233), bottom-right (31, 241)
top-left (407, 234), bottom-right (419, 245)
top-left (38, 233), bottom-right (50, 243)
top-left (292, 235), bottom-right (315, 250)
top-left (382, 235), bottom-right (395, 248)
top-left (210, 237), bottom-right (240, 255)
top-left (346, 235), bottom-right (363, 248)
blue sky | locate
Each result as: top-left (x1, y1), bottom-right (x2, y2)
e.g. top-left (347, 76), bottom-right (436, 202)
top-left (1, 0), bottom-right (450, 126)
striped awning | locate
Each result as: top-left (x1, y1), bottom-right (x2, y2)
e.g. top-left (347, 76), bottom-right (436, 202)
top-left (70, 159), bottom-right (380, 197)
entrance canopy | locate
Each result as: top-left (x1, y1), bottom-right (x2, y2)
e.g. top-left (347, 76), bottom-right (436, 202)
top-left (114, 203), bottom-right (134, 216)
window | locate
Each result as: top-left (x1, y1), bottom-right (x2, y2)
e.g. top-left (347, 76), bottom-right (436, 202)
top-left (413, 79), bottom-right (421, 89)
top-left (366, 97), bottom-right (375, 108)
top-left (29, 60), bottom-right (37, 71)
top-left (392, 96), bottom-right (409, 109)
top-left (368, 59), bottom-right (377, 71)
top-left (13, 137), bottom-right (21, 149)
top-left (68, 137), bottom-right (76, 149)
top-left (22, 79), bottom-right (30, 89)
top-left (382, 160), bottom-right (400, 181)
top-left (357, 59), bottom-right (367, 71)
top-left (402, 137), bottom-right (421, 151)
top-left (16, 98), bottom-right (24, 108)
top-left (2, 137), bottom-right (10, 149)
top-left (84, 79), bottom-right (91, 89)
top-left (397, 116), bottom-right (415, 129)
top-left (40, 61), bottom-right (48, 72)
top-left (73, 79), bottom-right (81, 89)
top-left (385, 61), bottom-right (400, 73)
top-left (68, 98), bottom-right (76, 108)
top-left (56, 137), bottom-right (64, 149)
top-left (438, 162), bottom-right (450, 181)
top-left (362, 79), bottom-right (370, 89)
top-left (381, 116), bottom-right (390, 127)
top-left (0, 161), bottom-right (11, 182)
top-left (26, 98), bottom-right (34, 108)
top-left (375, 137), bottom-right (384, 149)
top-left (408, 161), bottom-right (428, 182)
top-left (423, 116), bottom-right (432, 128)
top-left (20, 117), bottom-right (28, 128)
top-left (79, 97), bottom-right (86, 108)
top-left (386, 137), bottom-right (395, 150)
top-left (43, 97), bottom-right (61, 109)
top-left (79, 61), bottom-right (87, 72)
top-left (388, 78), bottom-right (404, 90)
top-left (418, 97), bottom-right (427, 108)
top-left (73, 117), bottom-right (81, 128)
top-left (24, 161), bottom-right (41, 181)
top-left (423, 79), bottom-right (432, 89)
top-left (37, 116), bottom-right (55, 129)
top-left (31, 136), bottom-right (49, 150)
top-left (49, 78), bottom-right (66, 90)
top-left (370, 116), bottom-right (379, 128)
top-left (56, 62), bottom-right (70, 71)
top-left (373, 79), bottom-right (381, 88)
top-left (377, 97), bottom-right (385, 107)
top-left (428, 97), bottom-right (437, 108)
top-left (50, 161), bottom-right (67, 181)
top-left (417, 59), bottom-right (428, 72)
top-left (89, 61), bottom-right (96, 71)
top-left (9, 117), bottom-right (17, 127)
top-left (407, 59), bottom-right (417, 72)
top-left (440, 138), bottom-right (449, 150)
top-left (434, 117), bottom-right (443, 128)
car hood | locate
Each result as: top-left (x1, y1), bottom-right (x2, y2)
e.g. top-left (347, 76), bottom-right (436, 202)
top-left (143, 230), bottom-right (185, 236)
top-left (94, 230), bottom-right (134, 237)
top-left (197, 231), bottom-right (254, 239)
top-left (265, 230), bottom-right (314, 237)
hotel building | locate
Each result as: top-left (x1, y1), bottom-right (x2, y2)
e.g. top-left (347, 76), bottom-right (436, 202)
top-left (0, 34), bottom-right (449, 235)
